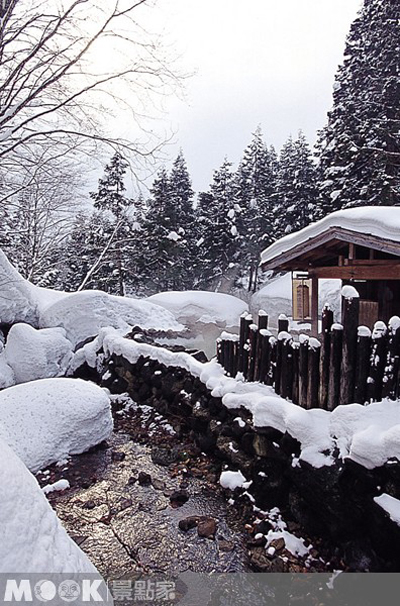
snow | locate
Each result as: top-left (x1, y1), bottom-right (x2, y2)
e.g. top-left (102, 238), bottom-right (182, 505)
top-left (389, 316), bottom-right (400, 332)
top-left (146, 290), bottom-right (248, 329)
top-left (358, 326), bottom-right (372, 338)
top-left (42, 479), bottom-right (70, 494)
top-left (166, 230), bottom-right (180, 242)
top-left (0, 378), bottom-right (113, 472)
top-left (74, 328), bottom-right (400, 471)
top-left (341, 285), bottom-right (360, 299)
top-left (219, 470), bottom-right (250, 490)
top-left (0, 436), bottom-right (97, 573)
top-left (261, 206), bottom-right (400, 266)
top-left (374, 493), bottom-right (400, 526)
top-left (40, 290), bottom-right (183, 348)
top-left (4, 323), bottom-right (72, 384)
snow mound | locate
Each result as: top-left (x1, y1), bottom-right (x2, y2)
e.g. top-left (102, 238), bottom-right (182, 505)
top-left (5, 323), bottom-right (73, 384)
top-left (0, 352), bottom-right (15, 389)
top-left (374, 493), bottom-right (400, 526)
top-left (40, 290), bottom-right (183, 348)
top-left (0, 436), bottom-right (97, 573)
top-left (0, 249), bottom-right (40, 325)
top-left (0, 378), bottom-right (113, 472)
top-left (146, 290), bottom-right (248, 329)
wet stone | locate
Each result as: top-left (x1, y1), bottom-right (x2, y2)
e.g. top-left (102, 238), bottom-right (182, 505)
top-left (138, 471), bottom-right (152, 486)
top-left (170, 490), bottom-right (189, 508)
top-left (151, 478), bottom-right (166, 491)
top-left (179, 516), bottom-right (200, 532)
top-left (197, 517), bottom-right (217, 539)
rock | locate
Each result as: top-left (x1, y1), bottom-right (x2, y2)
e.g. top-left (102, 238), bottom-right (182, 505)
top-left (119, 498), bottom-right (133, 512)
top-left (197, 517), bottom-right (217, 539)
top-left (169, 490), bottom-right (189, 508)
top-left (270, 538), bottom-right (285, 552)
top-left (218, 539), bottom-right (235, 552)
top-left (151, 478), bottom-right (166, 491)
top-left (151, 445), bottom-right (179, 466)
top-left (254, 520), bottom-right (273, 535)
top-left (247, 536), bottom-right (267, 547)
top-left (138, 471), bottom-right (152, 486)
top-left (127, 476), bottom-right (137, 486)
top-left (82, 500), bottom-right (96, 510)
top-left (111, 450), bottom-right (126, 462)
top-left (179, 516), bottom-right (200, 531)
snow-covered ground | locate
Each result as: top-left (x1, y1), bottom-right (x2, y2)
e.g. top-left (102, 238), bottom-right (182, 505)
top-left (0, 378), bottom-right (113, 472)
top-left (73, 327), bottom-right (400, 472)
top-left (146, 290), bottom-right (248, 358)
top-left (0, 436), bottom-right (99, 573)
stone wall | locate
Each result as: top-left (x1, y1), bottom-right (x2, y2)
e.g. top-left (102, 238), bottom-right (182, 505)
top-left (75, 351), bottom-right (400, 571)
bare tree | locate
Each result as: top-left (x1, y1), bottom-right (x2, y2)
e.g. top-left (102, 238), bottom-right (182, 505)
top-left (0, 0), bottom-right (180, 195)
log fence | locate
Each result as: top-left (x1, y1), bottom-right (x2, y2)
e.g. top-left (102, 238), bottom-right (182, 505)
top-left (216, 297), bottom-right (400, 410)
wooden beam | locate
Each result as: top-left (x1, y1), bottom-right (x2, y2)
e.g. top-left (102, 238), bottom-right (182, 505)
top-left (311, 276), bottom-right (319, 336)
top-left (261, 227), bottom-right (400, 272)
top-left (309, 264), bottom-right (400, 280)
top-left (348, 243), bottom-right (355, 260)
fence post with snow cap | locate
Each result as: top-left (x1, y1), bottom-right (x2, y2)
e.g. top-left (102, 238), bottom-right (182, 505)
top-left (354, 326), bottom-right (372, 404)
top-left (382, 316), bottom-right (400, 400)
top-left (299, 335), bottom-right (309, 408)
top-left (258, 310), bottom-right (269, 330)
top-left (278, 313), bottom-right (289, 333)
top-left (327, 323), bottom-right (343, 411)
top-left (307, 337), bottom-right (321, 409)
top-left (247, 323), bottom-right (258, 381)
top-left (367, 321), bottom-right (388, 403)
top-left (339, 286), bottom-right (360, 406)
top-left (319, 306), bottom-right (334, 409)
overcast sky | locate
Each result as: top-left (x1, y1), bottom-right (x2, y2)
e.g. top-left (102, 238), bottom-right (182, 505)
top-left (142, 0), bottom-right (362, 193)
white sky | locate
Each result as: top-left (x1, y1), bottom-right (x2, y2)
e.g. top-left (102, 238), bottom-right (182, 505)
top-left (143, 0), bottom-right (362, 193)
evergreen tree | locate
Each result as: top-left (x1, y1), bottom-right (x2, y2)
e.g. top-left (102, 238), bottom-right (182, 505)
top-left (89, 151), bottom-right (131, 295)
top-left (236, 127), bottom-right (278, 290)
top-left (275, 132), bottom-right (318, 238)
top-left (318, 0), bottom-right (400, 213)
top-left (196, 159), bottom-right (240, 290)
top-left (168, 151), bottom-right (196, 289)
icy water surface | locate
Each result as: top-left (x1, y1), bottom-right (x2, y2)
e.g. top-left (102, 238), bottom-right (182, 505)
top-left (44, 432), bottom-right (249, 580)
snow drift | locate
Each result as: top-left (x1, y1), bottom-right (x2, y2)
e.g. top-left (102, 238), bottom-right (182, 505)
top-left (0, 436), bottom-right (98, 573)
top-left (0, 378), bottom-right (113, 472)
top-left (5, 323), bottom-right (72, 384)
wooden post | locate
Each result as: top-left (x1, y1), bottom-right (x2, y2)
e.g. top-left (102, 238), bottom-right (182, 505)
top-left (216, 338), bottom-right (223, 368)
top-left (275, 334), bottom-right (284, 395)
top-left (354, 327), bottom-right (372, 404)
top-left (299, 335), bottom-right (309, 408)
top-left (241, 315), bottom-right (253, 378)
top-left (311, 276), bottom-right (319, 337)
top-left (319, 306), bottom-right (334, 409)
top-left (281, 337), bottom-right (294, 401)
top-left (278, 314), bottom-right (289, 333)
top-left (382, 317), bottom-right (400, 400)
top-left (258, 310), bottom-right (269, 330)
top-left (238, 313), bottom-right (248, 373)
top-left (248, 323), bottom-right (258, 381)
top-left (339, 293), bottom-right (360, 406)
top-left (368, 321), bottom-right (388, 402)
top-left (266, 335), bottom-right (276, 386)
top-left (327, 324), bottom-right (343, 411)
top-left (258, 329), bottom-right (271, 383)
top-left (292, 342), bottom-right (300, 405)
top-left (307, 338), bottom-right (321, 409)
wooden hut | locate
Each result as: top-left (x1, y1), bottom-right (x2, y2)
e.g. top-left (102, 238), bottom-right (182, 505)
top-left (260, 207), bottom-right (400, 334)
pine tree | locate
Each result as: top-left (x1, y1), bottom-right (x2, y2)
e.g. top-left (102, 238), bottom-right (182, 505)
top-left (168, 151), bottom-right (196, 289)
top-left (196, 159), bottom-right (240, 290)
top-left (236, 127), bottom-right (278, 290)
top-left (318, 0), bottom-right (400, 213)
top-left (275, 132), bottom-right (318, 238)
top-left (89, 151), bottom-right (131, 295)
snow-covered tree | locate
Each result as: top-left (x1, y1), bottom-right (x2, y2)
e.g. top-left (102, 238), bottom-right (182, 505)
top-left (275, 132), bottom-right (318, 238)
top-left (196, 159), bottom-right (240, 290)
top-left (236, 127), bottom-right (278, 290)
top-left (317, 0), bottom-right (400, 213)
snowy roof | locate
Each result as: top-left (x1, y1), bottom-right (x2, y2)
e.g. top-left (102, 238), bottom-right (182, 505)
top-left (261, 207), bottom-right (400, 269)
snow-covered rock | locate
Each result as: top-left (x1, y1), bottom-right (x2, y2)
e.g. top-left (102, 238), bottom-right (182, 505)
top-left (0, 352), bottom-right (15, 389)
top-left (40, 290), bottom-right (183, 348)
top-left (0, 378), bottom-right (113, 472)
top-left (0, 436), bottom-right (98, 573)
top-left (0, 249), bottom-right (40, 325)
top-left (5, 323), bottom-right (73, 384)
